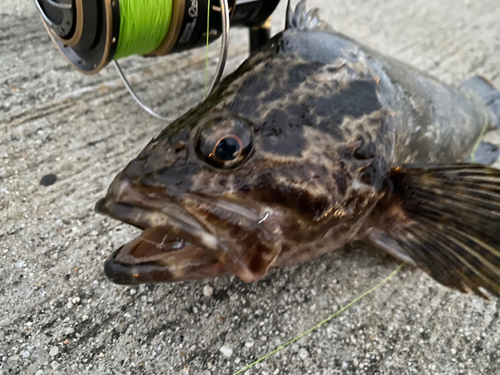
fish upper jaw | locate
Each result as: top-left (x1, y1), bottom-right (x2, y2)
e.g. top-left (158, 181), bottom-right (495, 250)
top-left (96, 179), bottom-right (222, 250)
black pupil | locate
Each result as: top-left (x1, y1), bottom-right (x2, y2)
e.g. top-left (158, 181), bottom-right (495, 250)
top-left (214, 137), bottom-right (240, 161)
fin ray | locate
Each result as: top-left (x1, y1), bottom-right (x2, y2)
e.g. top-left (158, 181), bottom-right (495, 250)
top-left (398, 221), bottom-right (496, 297)
top-left (368, 164), bottom-right (500, 298)
top-left (396, 226), bottom-right (472, 293)
top-left (418, 219), bottom-right (500, 283)
top-left (421, 223), bottom-right (500, 296)
top-left (286, 0), bottom-right (328, 31)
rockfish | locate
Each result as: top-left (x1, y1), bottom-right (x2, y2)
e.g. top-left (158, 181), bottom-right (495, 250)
top-left (97, 1), bottom-right (500, 298)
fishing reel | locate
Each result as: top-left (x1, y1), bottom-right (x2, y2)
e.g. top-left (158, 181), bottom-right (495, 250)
top-left (34, 0), bottom-right (281, 119)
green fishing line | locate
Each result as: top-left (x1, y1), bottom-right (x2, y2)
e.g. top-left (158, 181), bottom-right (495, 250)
top-left (115, 0), bottom-right (173, 60)
top-left (233, 264), bottom-right (405, 375)
top-left (205, 0), bottom-right (211, 96)
top-left (470, 117), bottom-right (490, 162)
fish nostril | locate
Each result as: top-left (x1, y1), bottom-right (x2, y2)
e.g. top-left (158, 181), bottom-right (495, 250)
top-left (164, 142), bottom-right (187, 165)
top-left (173, 141), bottom-right (186, 153)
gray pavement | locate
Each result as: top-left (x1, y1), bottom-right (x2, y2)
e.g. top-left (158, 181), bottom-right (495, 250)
top-left (1, 1), bottom-right (499, 374)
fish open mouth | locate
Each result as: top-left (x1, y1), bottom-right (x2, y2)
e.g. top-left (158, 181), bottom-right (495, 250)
top-left (95, 181), bottom-right (228, 285)
top-left (96, 179), bottom-right (282, 284)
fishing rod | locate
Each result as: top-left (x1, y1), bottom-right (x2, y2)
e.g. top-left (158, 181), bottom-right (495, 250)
top-left (33, 0), bottom-right (281, 119)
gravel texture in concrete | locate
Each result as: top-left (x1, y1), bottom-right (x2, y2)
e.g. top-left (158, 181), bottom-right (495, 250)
top-left (1, 1), bottom-right (499, 374)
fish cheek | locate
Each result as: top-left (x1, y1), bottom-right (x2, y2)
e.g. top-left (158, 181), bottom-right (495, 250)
top-left (186, 201), bottom-right (282, 282)
top-left (287, 62), bottom-right (325, 86)
top-left (249, 181), bottom-right (332, 223)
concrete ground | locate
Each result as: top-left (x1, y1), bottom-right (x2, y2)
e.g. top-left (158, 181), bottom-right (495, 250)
top-left (1, 0), bottom-right (499, 374)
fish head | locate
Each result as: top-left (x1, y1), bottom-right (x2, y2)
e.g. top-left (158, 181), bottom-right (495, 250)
top-left (97, 45), bottom-right (391, 284)
top-left (97, 106), bottom-right (287, 284)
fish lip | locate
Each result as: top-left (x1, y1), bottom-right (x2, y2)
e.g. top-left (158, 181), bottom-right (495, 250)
top-left (96, 180), bottom-right (221, 252)
top-left (103, 246), bottom-right (143, 285)
top-left (102, 244), bottom-right (226, 285)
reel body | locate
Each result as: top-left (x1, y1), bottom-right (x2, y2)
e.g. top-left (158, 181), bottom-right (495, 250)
top-left (35, 0), bottom-right (281, 74)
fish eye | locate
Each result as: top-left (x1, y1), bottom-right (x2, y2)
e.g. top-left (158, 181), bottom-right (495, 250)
top-left (195, 114), bottom-right (253, 169)
top-left (213, 135), bottom-right (243, 162)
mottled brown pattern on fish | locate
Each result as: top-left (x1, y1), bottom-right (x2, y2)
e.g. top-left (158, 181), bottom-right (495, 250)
top-left (186, 54), bottom-right (394, 216)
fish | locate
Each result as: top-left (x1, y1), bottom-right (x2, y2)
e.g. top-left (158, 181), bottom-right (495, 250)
top-left (96, 0), bottom-right (500, 298)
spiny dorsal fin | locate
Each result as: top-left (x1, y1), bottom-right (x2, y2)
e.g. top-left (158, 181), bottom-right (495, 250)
top-left (368, 164), bottom-right (500, 298)
top-left (286, 0), bottom-right (325, 31)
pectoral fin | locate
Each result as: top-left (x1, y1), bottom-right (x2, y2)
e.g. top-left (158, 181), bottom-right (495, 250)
top-left (367, 164), bottom-right (500, 298)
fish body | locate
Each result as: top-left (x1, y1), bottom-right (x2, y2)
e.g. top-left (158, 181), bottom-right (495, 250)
top-left (97, 1), bottom-right (500, 297)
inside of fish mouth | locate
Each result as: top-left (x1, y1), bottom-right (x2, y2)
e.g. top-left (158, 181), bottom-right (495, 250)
top-left (114, 226), bottom-right (207, 265)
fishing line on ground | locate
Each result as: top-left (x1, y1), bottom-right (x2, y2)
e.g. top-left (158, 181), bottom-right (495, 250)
top-left (232, 264), bottom-right (405, 375)
top-left (470, 117), bottom-right (490, 162)
top-left (114, 0), bottom-right (173, 59)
